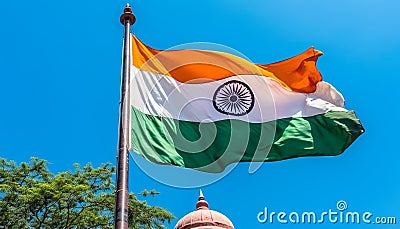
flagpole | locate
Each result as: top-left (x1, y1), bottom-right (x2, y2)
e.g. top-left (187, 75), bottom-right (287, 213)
top-left (115, 4), bottom-right (135, 229)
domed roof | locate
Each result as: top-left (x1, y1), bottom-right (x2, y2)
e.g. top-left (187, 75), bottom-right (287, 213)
top-left (174, 190), bottom-right (234, 229)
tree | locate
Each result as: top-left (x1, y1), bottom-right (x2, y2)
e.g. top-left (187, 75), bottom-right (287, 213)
top-left (0, 157), bottom-right (175, 228)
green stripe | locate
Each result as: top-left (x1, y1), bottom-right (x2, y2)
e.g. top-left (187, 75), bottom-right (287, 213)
top-left (131, 106), bottom-right (364, 173)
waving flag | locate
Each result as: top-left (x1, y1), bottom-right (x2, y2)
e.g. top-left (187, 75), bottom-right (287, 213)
top-left (129, 34), bottom-right (364, 173)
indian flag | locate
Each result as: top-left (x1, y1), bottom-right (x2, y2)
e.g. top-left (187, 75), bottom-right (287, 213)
top-left (128, 34), bottom-right (364, 173)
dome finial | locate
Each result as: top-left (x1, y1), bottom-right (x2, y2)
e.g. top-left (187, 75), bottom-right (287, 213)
top-left (196, 189), bottom-right (209, 210)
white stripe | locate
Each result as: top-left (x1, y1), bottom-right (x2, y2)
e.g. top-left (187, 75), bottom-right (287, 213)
top-left (130, 66), bottom-right (346, 123)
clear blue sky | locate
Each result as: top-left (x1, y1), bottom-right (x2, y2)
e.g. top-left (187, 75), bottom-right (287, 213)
top-left (1, 0), bottom-right (399, 228)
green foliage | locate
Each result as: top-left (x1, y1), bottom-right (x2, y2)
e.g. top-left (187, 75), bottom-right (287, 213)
top-left (0, 157), bottom-right (175, 229)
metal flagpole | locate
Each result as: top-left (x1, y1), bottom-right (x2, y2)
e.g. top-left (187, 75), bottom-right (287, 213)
top-left (115, 4), bottom-right (135, 229)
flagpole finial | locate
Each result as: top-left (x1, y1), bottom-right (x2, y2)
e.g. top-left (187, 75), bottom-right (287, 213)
top-left (120, 3), bottom-right (136, 25)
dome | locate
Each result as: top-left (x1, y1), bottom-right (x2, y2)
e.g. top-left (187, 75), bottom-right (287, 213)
top-left (174, 190), bottom-right (235, 229)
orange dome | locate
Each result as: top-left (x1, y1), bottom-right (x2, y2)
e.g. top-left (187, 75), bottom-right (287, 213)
top-left (174, 190), bottom-right (234, 229)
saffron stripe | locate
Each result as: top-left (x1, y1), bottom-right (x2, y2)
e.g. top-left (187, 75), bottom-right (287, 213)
top-left (131, 34), bottom-right (323, 93)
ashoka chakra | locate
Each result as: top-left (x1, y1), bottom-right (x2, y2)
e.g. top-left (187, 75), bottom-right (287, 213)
top-left (213, 80), bottom-right (254, 116)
